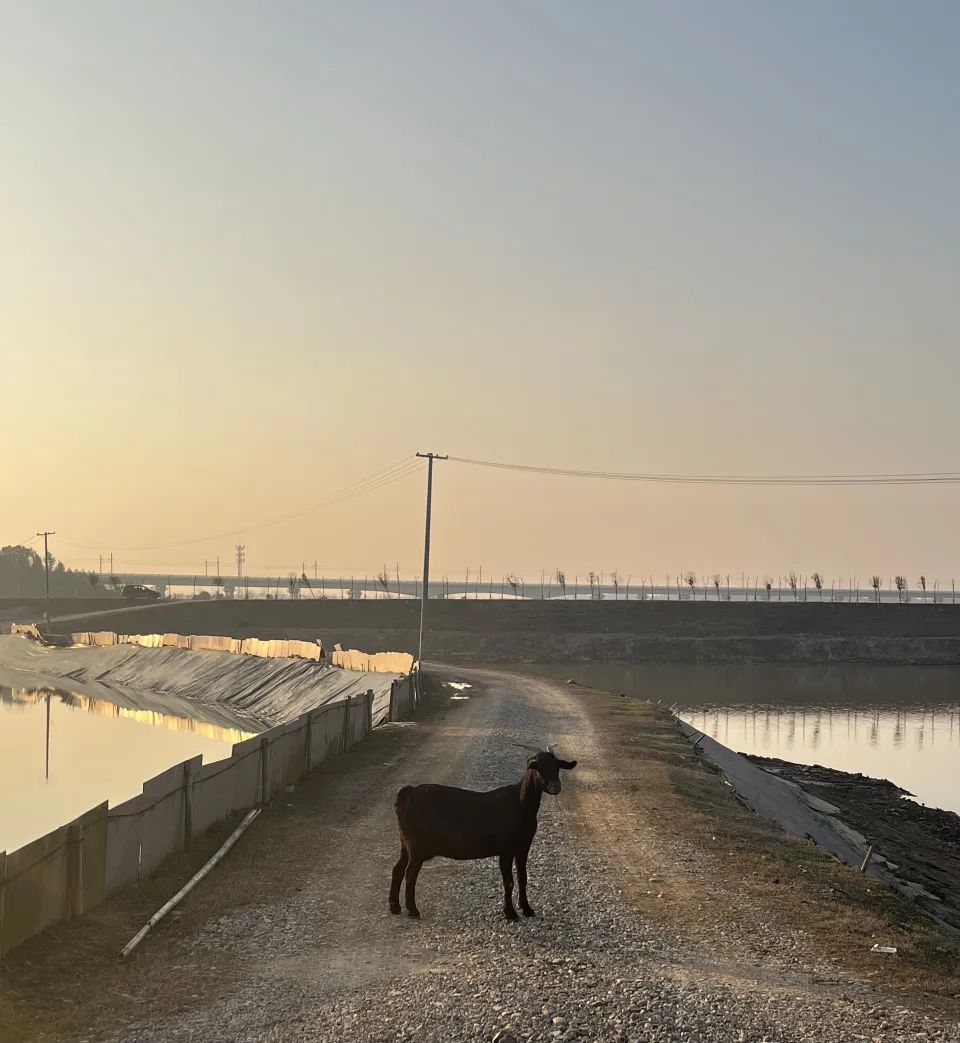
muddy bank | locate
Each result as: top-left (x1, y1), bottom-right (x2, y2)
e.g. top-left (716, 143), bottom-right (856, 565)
top-left (749, 755), bottom-right (960, 933)
top-left (17, 598), bottom-right (960, 666)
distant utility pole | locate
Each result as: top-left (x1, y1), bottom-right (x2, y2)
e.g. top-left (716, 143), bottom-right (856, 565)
top-left (416, 451), bottom-right (447, 664)
top-left (37, 531), bottom-right (56, 626)
top-left (235, 544), bottom-right (246, 579)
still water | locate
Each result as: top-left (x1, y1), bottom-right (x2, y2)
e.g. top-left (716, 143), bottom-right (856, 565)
top-left (518, 663), bottom-right (960, 816)
top-left (0, 686), bottom-right (256, 853)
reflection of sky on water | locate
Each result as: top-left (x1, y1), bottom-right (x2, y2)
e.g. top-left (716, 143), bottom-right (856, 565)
top-left (0, 686), bottom-right (255, 853)
top-left (510, 663), bottom-right (960, 817)
top-left (682, 705), bottom-right (960, 815)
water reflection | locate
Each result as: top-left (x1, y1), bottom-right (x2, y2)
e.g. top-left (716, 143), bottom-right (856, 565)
top-left (0, 685), bottom-right (256, 853)
top-left (512, 662), bottom-right (960, 816)
top-left (1, 686), bottom-right (254, 746)
top-left (683, 704), bottom-right (960, 815)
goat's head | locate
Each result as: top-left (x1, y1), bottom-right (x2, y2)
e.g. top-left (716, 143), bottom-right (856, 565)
top-left (526, 748), bottom-right (577, 796)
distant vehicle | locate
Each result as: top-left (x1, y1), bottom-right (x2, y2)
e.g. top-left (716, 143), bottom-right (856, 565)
top-left (121, 584), bottom-right (161, 601)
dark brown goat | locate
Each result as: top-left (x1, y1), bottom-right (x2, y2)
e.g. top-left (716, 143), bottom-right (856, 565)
top-left (389, 749), bottom-right (577, 920)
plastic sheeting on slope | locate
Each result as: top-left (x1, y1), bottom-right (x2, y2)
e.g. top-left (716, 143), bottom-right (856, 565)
top-left (0, 634), bottom-right (399, 729)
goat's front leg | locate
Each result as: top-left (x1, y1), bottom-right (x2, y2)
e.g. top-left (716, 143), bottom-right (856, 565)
top-left (389, 842), bottom-right (409, 914)
top-left (516, 848), bottom-right (534, 917)
top-left (499, 853), bottom-right (519, 921)
top-left (404, 856), bottom-right (424, 918)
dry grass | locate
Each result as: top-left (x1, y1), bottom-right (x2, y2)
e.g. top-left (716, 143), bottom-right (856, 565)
top-left (574, 691), bottom-right (960, 1002)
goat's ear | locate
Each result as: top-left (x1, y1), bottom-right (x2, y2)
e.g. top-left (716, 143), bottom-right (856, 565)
top-left (527, 757), bottom-right (540, 771)
top-left (558, 759), bottom-right (577, 770)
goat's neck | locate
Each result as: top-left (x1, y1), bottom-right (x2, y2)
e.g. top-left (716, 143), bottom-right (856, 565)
top-left (519, 770), bottom-right (543, 818)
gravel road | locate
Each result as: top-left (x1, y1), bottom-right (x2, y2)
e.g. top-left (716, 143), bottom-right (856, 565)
top-left (112, 668), bottom-right (958, 1043)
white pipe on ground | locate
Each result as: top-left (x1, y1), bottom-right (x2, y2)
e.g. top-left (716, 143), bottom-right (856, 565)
top-left (119, 808), bottom-right (261, 960)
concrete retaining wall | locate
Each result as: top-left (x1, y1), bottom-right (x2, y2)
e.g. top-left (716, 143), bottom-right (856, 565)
top-left (0, 690), bottom-right (380, 957)
top-left (0, 628), bottom-right (423, 958)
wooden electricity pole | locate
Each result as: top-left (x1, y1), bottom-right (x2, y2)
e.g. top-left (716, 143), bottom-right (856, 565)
top-left (416, 452), bottom-right (447, 665)
top-left (37, 531), bottom-right (56, 626)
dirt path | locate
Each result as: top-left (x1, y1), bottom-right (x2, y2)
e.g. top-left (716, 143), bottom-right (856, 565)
top-left (3, 667), bottom-right (957, 1042)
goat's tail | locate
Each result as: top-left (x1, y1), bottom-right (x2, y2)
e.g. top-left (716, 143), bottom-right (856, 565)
top-left (395, 785), bottom-right (414, 819)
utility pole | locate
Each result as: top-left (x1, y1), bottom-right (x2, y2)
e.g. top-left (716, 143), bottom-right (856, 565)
top-left (37, 531), bottom-right (56, 627)
top-left (416, 452), bottom-right (447, 664)
top-left (235, 544), bottom-right (246, 579)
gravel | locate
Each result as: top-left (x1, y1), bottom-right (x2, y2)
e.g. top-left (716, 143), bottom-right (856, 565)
top-left (109, 671), bottom-right (960, 1043)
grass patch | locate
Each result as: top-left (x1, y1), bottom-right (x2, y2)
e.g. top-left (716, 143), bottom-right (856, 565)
top-left (576, 690), bottom-right (960, 1001)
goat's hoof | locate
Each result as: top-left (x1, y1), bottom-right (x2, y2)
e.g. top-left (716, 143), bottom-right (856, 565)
top-left (406, 908), bottom-right (421, 919)
top-left (504, 907), bottom-right (519, 922)
top-left (522, 907), bottom-right (536, 918)
top-left (389, 902), bottom-right (402, 915)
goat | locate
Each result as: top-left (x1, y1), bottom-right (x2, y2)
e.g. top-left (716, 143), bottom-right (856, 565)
top-left (389, 749), bottom-right (577, 920)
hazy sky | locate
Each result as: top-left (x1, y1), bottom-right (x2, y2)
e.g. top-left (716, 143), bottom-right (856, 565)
top-left (3, 2), bottom-right (958, 582)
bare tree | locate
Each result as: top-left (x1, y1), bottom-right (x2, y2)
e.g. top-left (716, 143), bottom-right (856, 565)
top-left (871, 575), bottom-right (881, 603)
top-left (712, 574), bottom-right (721, 600)
top-left (919, 575), bottom-right (927, 602)
top-left (763, 576), bottom-right (773, 601)
top-left (556, 569), bottom-right (566, 599)
top-left (588, 571), bottom-right (597, 600)
top-left (611, 572), bottom-right (620, 600)
top-left (812, 572), bottom-right (823, 602)
top-left (87, 571), bottom-right (99, 590)
top-left (787, 571), bottom-right (799, 601)
top-left (684, 572), bottom-right (696, 600)
top-left (506, 574), bottom-right (520, 598)
top-left (376, 568), bottom-right (390, 597)
top-left (894, 575), bottom-right (907, 603)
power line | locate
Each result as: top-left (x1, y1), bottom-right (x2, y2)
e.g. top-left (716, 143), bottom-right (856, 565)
top-left (448, 456), bottom-right (960, 486)
top-left (4, 533), bottom-right (40, 549)
top-left (62, 456), bottom-right (424, 552)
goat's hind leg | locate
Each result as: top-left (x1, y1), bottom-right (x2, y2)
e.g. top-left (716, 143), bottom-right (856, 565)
top-left (389, 842), bottom-right (409, 914)
top-left (499, 853), bottom-right (519, 921)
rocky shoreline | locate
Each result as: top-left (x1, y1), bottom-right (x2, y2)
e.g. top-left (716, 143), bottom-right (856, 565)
top-left (748, 755), bottom-right (960, 934)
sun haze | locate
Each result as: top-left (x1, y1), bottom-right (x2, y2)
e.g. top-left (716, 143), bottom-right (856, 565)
top-left (3, 2), bottom-right (958, 580)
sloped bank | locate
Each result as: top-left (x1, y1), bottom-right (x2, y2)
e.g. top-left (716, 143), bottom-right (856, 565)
top-left (679, 719), bottom-right (960, 933)
top-left (748, 755), bottom-right (960, 934)
top-left (38, 599), bottom-right (960, 666)
top-left (0, 633), bottom-right (408, 728)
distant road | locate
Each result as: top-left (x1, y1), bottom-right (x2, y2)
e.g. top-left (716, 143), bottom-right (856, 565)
top-left (50, 600), bottom-right (188, 624)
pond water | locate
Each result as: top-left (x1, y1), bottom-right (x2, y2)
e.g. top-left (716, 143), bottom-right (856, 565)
top-left (517, 663), bottom-right (960, 816)
top-left (0, 685), bottom-right (257, 853)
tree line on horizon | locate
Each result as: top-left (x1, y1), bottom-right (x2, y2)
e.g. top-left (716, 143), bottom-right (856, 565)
top-left (0, 545), bottom-right (114, 599)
